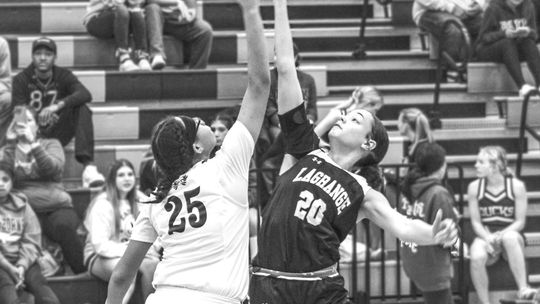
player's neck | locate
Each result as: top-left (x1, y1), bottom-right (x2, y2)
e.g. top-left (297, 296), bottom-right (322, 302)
top-left (328, 149), bottom-right (359, 171)
top-left (486, 173), bottom-right (505, 188)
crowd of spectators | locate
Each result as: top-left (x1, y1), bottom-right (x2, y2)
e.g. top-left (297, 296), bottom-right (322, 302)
top-left (0, 0), bottom-right (539, 302)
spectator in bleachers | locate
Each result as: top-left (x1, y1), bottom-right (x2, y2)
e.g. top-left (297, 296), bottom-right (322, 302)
top-left (12, 37), bottom-right (105, 189)
top-left (413, 0), bottom-right (483, 62)
top-left (144, 0), bottom-right (213, 69)
top-left (399, 143), bottom-right (458, 304)
top-left (467, 146), bottom-right (538, 303)
top-left (475, 0), bottom-right (540, 97)
top-left (84, 159), bottom-right (159, 304)
top-left (84, 0), bottom-right (152, 71)
top-left (2, 106), bottom-right (86, 274)
top-left (0, 37), bottom-right (12, 148)
top-left (397, 108), bottom-right (435, 163)
top-left (0, 157), bottom-right (61, 304)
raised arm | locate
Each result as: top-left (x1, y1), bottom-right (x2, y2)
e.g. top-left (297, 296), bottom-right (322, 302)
top-left (359, 189), bottom-right (458, 246)
top-left (235, 0), bottom-right (271, 142)
top-left (274, 0), bottom-right (303, 114)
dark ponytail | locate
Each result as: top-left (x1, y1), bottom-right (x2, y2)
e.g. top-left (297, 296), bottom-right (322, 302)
top-left (354, 114), bottom-right (389, 190)
top-left (147, 116), bottom-right (197, 203)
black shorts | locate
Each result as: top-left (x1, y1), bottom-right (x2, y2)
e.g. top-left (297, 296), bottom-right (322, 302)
top-left (249, 274), bottom-right (351, 304)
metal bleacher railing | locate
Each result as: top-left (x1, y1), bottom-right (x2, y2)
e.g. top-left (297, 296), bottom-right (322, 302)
top-left (423, 19), bottom-right (472, 130)
top-left (516, 90), bottom-right (540, 178)
top-left (250, 163), bottom-right (468, 304)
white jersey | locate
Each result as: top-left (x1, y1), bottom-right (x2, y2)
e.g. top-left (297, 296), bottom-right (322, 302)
top-left (131, 122), bottom-right (254, 301)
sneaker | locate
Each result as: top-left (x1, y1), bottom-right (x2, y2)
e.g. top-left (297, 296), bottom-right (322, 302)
top-left (151, 55), bottom-right (166, 70)
top-left (119, 59), bottom-right (139, 72)
top-left (82, 165), bottom-right (105, 188)
top-left (517, 287), bottom-right (538, 300)
top-left (138, 58), bottom-right (152, 71)
top-left (519, 84), bottom-right (536, 97)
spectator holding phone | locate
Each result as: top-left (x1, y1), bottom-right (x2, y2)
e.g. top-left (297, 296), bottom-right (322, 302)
top-left (475, 0), bottom-right (540, 96)
top-left (3, 106), bottom-right (86, 274)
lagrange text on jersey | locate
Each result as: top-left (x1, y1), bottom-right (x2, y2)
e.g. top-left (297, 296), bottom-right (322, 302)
top-left (292, 167), bottom-right (351, 215)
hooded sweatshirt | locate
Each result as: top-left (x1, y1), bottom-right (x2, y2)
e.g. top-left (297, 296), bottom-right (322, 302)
top-left (2, 139), bottom-right (72, 213)
top-left (398, 176), bottom-right (457, 292)
top-left (0, 192), bottom-right (42, 271)
top-left (476, 0), bottom-right (537, 49)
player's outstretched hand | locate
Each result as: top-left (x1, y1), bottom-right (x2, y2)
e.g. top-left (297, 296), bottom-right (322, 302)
top-left (432, 209), bottom-right (458, 248)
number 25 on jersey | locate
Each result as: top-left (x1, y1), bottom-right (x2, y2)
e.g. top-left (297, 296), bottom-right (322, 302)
top-left (294, 190), bottom-right (326, 226)
top-left (164, 187), bottom-right (207, 235)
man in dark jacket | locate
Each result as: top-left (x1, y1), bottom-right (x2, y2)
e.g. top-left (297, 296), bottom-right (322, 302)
top-left (12, 37), bottom-right (104, 188)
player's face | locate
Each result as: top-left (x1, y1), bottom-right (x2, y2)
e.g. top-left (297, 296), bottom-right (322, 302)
top-left (0, 170), bottom-right (12, 200)
top-left (474, 152), bottom-right (495, 178)
top-left (328, 109), bottom-right (374, 151)
top-left (115, 166), bottom-right (136, 197)
top-left (32, 48), bottom-right (56, 73)
top-left (211, 120), bottom-right (229, 147)
top-left (194, 118), bottom-right (217, 158)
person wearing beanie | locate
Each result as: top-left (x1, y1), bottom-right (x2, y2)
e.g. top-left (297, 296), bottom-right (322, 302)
top-left (0, 157), bottom-right (60, 304)
top-left (398, 142), bottom-right (459, 304)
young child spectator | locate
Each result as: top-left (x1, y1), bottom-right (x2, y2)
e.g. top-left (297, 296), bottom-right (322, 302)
top-left (3, 106), bottom-right (86, 274)
top-left (413, 0), bottom-right (482, 62)
top-left (12, 37), bottom-right (105, 188)
top-left (399, 143), bottom-right (458, 304)
top-left (144, 0), bottom-right (213, 69)
top-left (84, 0), bottom-right (152, 71)
top-left (0, 37), bottom-right (12, 148)
top-left (397, 108), bottom-right (435, 163)
top-left (475, 0), bottom-right (540, 96)
top-left (468, 146), bottom-right (537, 303)
top-left (84, 159), bottom-right (158, 303)
top-left (0, 158), bottom-right (61, 304)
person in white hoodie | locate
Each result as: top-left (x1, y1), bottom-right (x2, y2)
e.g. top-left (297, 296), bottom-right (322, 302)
top-left (84, 159), bottom-right (159, 304)
top-left (412, 0), bottom-right (483, 62)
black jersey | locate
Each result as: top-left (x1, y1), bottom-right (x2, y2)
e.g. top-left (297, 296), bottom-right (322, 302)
top-left (477, 177), bottom-right (516, 232)
top-left (254, 149), bottom-right (371, 273)
top-left (12, 65), bottom-right (91, 112)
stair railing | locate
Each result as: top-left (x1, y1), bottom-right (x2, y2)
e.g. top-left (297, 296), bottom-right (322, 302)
top-left (516, 90), bottom-right (540, 177)
top-left (430, 19), bottom-right (472, 129)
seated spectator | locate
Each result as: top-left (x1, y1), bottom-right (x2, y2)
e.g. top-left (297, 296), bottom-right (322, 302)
top-left (145, 0), bottom-right (213, 69)
top-left (413, 0), bottom-right (482, 63)
top-left (475, 0), bottom-right (540, 96)
top-left (12, 37), bottom-right (105, 188)
top-left (0, 158), bottom-right (61, 304)
top-left (84, 0), bottom-right (151, 71)
top-left (2, 106), bottom-right (86, 274)
top-left (0, 37), bottom-right (12, 147)
top-left (467, 146), bottom-right (537, 303)
top-left (84, 159), bottom-right (158, 303)
top-left (397, 108), bottom-right (435, 163)
top-left (399, 143), bottom-right (458, 304)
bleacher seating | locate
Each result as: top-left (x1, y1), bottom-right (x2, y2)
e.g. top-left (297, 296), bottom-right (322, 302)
top-left (1, 0), bottom-right (540, 303)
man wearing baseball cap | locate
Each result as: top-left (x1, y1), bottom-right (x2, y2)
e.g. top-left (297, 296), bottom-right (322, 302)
top-left (11, 36), bottom-right (105, 190)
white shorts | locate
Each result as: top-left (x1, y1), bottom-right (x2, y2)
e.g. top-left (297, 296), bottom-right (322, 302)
top-left (146, 286), bottom-right (241, 304)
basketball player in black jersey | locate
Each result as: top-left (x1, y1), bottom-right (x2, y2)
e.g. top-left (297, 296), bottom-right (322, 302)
top-left (468, 146), bottom-right (537, 303)
top-left (248, 0), bottom-right (459, 303)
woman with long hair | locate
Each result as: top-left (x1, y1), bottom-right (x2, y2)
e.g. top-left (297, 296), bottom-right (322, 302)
top-left (397, 107), bottom-right (435, 162)
top-left (84, 159), bottom-right (158, 304)
top-left (248, 0), bottom-right (458, 303)
top-left (468, 146), bottom-right (537, 303)
top-left (105, 0), bottom-right (270, 302)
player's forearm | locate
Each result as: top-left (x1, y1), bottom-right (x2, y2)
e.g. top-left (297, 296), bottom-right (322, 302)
top-left (273, 0), bottom-right (297, 80)
top-left (243, 4), bottom-right (270, 91)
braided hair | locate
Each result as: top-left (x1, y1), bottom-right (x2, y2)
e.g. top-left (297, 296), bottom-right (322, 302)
top-left (149, 116), bottom-right (198, 203)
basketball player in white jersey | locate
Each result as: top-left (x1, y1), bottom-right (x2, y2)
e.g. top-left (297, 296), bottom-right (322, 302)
top-left (104, 0), bottom-right (270, 302)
